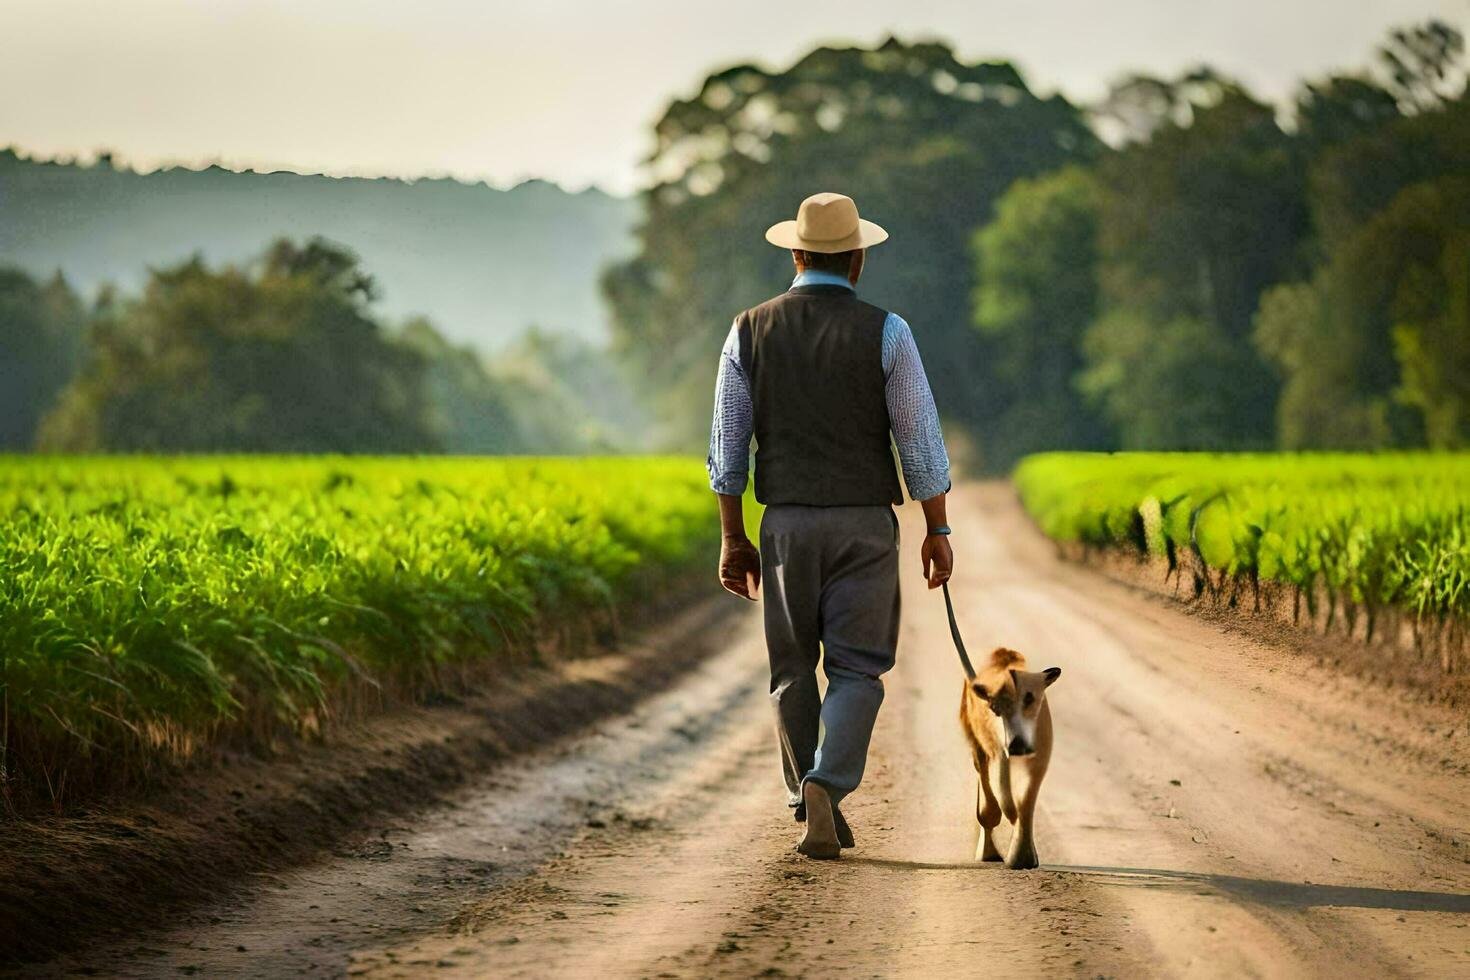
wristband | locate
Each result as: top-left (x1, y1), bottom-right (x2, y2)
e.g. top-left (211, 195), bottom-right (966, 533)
top-left (927, 525), bottom-right (951, 536)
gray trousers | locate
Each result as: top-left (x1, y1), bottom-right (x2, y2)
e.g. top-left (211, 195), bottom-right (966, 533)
top-left (759, 504), bottom-right (901, 808)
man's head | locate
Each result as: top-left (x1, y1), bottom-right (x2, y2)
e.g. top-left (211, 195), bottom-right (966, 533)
top-left (766, 193), bottom-right (887, 286)
top-left (792, 248), bottom-right (865, 286)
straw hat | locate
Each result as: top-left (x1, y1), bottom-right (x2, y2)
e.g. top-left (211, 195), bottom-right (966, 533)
top-left (765, 192), bottom-right (889, 253)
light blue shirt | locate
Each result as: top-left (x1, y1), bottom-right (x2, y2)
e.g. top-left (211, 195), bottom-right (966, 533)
top-left (706, 269), bottom-right (951, 501)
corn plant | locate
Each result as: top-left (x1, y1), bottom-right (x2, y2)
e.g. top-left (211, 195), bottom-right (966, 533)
top-left (1014, 452), bottom-right (1470, 659)
top-left (0, 455), bottom-right (720, 806)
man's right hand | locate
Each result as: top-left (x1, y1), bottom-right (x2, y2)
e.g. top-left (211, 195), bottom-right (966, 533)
top-left (719, 534), bottom-right (762, 601)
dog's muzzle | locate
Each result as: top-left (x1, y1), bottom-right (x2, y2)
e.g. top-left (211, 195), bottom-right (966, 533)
top-left (1007, 736), bottom-right (1034, 757)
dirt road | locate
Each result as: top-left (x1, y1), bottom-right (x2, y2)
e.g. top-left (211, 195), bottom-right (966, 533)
top-left (44, 484), bottom-right (1470, 978)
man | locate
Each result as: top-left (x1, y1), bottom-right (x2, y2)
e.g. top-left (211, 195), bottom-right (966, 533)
top-left (707, 191), bottom-right (954, 860)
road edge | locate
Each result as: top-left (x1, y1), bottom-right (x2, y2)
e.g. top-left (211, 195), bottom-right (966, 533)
top-left (994, 482), bottom-right (1469, 708)
top-left (0, 589), bottom-right (744, 967)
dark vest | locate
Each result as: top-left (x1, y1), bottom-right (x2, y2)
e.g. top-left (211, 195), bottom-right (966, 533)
top-left (736, 284), bottom-right (903, 507)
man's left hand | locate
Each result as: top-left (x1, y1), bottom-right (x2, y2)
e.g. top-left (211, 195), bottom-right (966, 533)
top-left (719, 534), bottom-right (762, 601)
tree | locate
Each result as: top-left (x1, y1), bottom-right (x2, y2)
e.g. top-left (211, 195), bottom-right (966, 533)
top-left (1307, 96), bottom-right (1470, 252)
top-left (1096, 82), bottom-right (1306, 340)
top-left (1079, 311), bottom-right (1267, 450)
top-left (1379, 177), bottom-right (1470, 448)
top-left (1377, 20), bottom-right (1465, 112)
top-left (489, 329), bottom-right (654, 452)
top-left (604, 38), bottom-right (1097, 447)
top-left (0, 268), bottom-right (85, 449)
top-left (1257, 177), bottom-right (1470, 449)
top-left (971, 166), bottom-right (1111, 465)
top-left (397, 317), bottom-right (525, 454)
top-left (1092, 67), bottom-right (1234, 145)
top-left (1245, 21), bottom-right (1468, 449)
top-left (398, 321), bottom-right (645, 454)
top-left (1294, 75), bottom-right (1403, 152)
top-left (40, 239), bottom-right (436, 452)
top-left (1081, 78), bottom-right (1304, 448)
top-left (1392, 209), bottom-right (1470, 446)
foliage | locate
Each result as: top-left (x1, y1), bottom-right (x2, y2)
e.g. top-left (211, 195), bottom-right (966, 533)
top-left (1015, 451), bottom-right (1470, 629)
top-left (7, 23), bottom-right (1468, 466)
top-left (1307, 95), bottom-right (1470, 253)
top-left (0, 455), bottom-right (717, 805)
top-left (1388, 184), bottom-right (1470, 448)
top-left (398, 316), bottom-right (534, 454)
top-left (402, 322), bottom-right (657, 455)
top-left (971, 166), bottom-right (1110, 466)
top-left (1256, 175), bottom-right (1470, 450)
top-left (1375, 20), bottom-right (1467, 112)
top-left (968, 20), bottom-right (1464, 461)
top-left (0, 148), bottom-right (635, 351)
top-left (27, 240), bottom-right (647, 456)
top-left (488, 328), bottom-right (656, 453)
top-left (0, 269), bottom-right (86, 449)
top-left (1079, 312), bottom-right (1269, 450)
top-left (604, 38), bottom-right (1097, 447)
top-left (1080, 81), bottom-right (1301, 447)
top-left (39, 240), bottom-right (437, 452)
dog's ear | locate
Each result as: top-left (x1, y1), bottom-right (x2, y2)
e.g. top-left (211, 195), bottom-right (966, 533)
top-left (970, 681), bottom-right (991, 701)
top-left (1042, 666), bottom-right (1062, 687)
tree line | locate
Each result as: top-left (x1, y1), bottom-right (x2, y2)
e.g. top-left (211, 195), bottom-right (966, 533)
top-left (6, 22), bottom-right (1461, 461)
top-left (1, 239), bottom-right (644, 454)
top-left (605, 21), bottom-right (1468, 468)
top-left (0, 148), bottom-right (635, 354)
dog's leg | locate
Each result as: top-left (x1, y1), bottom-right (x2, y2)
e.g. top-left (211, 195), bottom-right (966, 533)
top-left (974, 753), bottom-right (1003, 862)
top-left (1005, 757), bottom-right (1044, 870)
top-left (995, 754), bottom-right (1017, 825)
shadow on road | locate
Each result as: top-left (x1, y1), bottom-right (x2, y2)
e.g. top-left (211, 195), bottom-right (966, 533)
top-left (843, 858), bottom-right (1470, 913)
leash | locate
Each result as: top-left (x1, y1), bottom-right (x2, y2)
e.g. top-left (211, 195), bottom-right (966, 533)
top-left (941, 581), bottom-right (977, 680)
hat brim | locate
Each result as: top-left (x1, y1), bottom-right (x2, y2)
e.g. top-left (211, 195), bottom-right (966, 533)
top-left (765, 218), bottom-right (889, 252)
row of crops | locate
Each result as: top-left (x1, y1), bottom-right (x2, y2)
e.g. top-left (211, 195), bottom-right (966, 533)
top-left (1014, 452), bottom-right (1470, 657)
top-left (1, 456), bottom-right (719, 806)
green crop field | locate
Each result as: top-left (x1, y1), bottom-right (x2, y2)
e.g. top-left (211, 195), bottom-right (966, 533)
top-left (1015, 453), bottom-right (1470, 658)
top-left (0, 456), bottom-right (721, 804)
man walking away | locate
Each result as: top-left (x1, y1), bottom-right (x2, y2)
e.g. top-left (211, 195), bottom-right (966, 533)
top-left (707, 192), bottom-right (954, 860)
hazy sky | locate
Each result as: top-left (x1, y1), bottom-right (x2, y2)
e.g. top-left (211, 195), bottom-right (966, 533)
top-left (4, 0), bottom-right (1467, 194)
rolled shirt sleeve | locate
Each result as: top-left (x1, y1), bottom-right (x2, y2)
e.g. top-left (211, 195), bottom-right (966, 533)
top-left (882, 313), bottom-right (951, 501)
top-left (707, 320), bottom-right (754, 495)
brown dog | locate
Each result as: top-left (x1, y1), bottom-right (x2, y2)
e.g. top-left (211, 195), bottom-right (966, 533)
top-left (958, 648), bottom-right (1060, 869)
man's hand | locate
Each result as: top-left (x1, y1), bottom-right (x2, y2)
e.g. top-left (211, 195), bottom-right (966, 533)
top-left (918, 493), bottom-right (953, 589)
top-left (719, 533), bottom-right (762, 600)
top-left (921, 533), bottom-right (953, 589)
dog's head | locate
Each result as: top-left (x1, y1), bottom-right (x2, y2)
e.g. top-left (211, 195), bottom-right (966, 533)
top-left (971, 659), bottom-right (1060, 757)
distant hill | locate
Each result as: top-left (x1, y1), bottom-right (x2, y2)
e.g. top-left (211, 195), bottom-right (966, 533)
top-left (0, 149), bottom-right (638, 350)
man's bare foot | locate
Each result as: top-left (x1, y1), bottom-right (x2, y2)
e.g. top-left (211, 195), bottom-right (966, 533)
top-left (796, 782), bottom-right (840, 860)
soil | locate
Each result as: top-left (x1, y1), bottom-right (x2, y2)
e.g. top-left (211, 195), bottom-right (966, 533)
top-left (13, 483), bottom-right (1470, 977)
top-left (1, 593), bottom-right (738, 967)
top-left (1060, 538), bottom-right (1470, 709)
